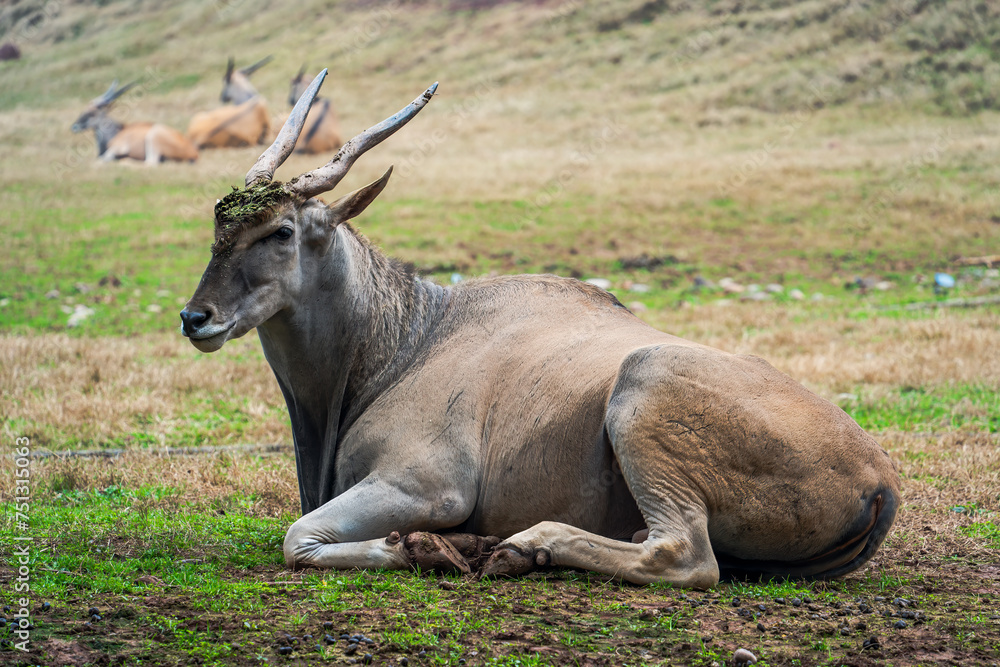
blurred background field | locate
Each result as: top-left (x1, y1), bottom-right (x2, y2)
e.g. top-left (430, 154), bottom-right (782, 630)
top-left (1, 2), bottom-right (1000, 665)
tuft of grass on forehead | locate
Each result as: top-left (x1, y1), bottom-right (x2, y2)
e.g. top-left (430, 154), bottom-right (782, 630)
top-left (212, 182), bottom-right (297, 255)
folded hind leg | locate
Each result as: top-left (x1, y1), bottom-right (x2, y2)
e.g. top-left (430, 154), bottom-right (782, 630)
top-left (481, 501), bottom-right (719, 589)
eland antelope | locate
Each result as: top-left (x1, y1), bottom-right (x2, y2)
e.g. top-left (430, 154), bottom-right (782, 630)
top-left (187, 57), bottom-right (272, 149)
top-left (181, 71), bottom-right (900, 588)
top-left (72, 80), bottom-right (198, 164)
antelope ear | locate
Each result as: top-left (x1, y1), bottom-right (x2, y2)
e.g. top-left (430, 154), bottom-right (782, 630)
top-left (325, 167), bottom-right (393, 224)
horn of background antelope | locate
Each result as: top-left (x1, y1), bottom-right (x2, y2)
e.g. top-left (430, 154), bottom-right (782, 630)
top-left (241, 55), bottom-right (274, 77)
top-left (96, 80), bottom-right (138, 108)
top-left (224, 57), bottom-right (235, 84)
top-left (244, 68), bottom-right (328, 188)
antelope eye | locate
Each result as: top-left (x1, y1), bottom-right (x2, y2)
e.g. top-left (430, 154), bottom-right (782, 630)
top-left (271, 226), bottom-right (294, 241)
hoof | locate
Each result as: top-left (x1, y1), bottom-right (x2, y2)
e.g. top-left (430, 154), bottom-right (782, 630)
top-left (440, 533), bottom-right (501, 571)
top-left (479, 545), bottom-right (544, 578)
top-left (402, 532), bottom-right (472, 575)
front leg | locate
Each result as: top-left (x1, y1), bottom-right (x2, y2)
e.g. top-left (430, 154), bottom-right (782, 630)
top-left (283, 476), bottom-right (475, 573)
top-left (481, 514), bottom-right (720, 589)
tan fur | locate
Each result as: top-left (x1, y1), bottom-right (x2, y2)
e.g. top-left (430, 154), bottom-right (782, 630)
top-left (71, 86), bottom-right (198, 165)
top-left (186, 98), bottom-right (270, 149)
top-left (179, 83), bottom-right (900, 588)
top-left (103, 123), bottom-right (198, 163)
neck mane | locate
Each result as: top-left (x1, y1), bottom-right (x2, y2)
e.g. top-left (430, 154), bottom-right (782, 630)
top-left (258, 222), bottom-right (448, 512)
top-left (94, 115), bottom-right (123, 156)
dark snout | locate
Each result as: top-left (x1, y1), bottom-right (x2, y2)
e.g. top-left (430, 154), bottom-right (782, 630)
top-left (179, 308), bottom-right (210, 337)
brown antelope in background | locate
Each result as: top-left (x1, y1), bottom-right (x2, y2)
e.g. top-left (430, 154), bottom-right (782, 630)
top-left (181, 71), bottom-right (899, 587)
top-left (187, 56), bottom-right (272, 149)
top-left (71, 80), bottom-right (198, 164)
top-left (285, 66), bottom-right (341, 154)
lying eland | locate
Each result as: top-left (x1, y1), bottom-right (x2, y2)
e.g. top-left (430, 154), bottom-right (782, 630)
top-left (181, 71), bottom-right (900, 588)
top-left (186, 57), bottom-right (272, 149)
top-left (72, 80), bottom-right (198, 164)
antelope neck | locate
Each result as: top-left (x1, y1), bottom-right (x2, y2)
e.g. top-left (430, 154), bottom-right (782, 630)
top-left (257, 224), bottom-right (449, 511)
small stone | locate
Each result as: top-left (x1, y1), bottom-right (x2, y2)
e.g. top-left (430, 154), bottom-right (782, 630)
top-left (146, 304), bottom-right (163, 314)
top-left (399, 659), bottom-right (409, 666)
top-left (894, 620), bottom-right (907, 629)
top-left (90, 614), bottom-right (102, 622)
top-left (439, 580), bottom-right (457, 591)
top-left (862, 636), bottom-right (881, 650)
top-left (765, 283), bottom-right (783, 293)
top-left (892, 597), bottom-right (910, 608)
top-left (324, 634), bottom-right (337, 644)
top-left (840, 627), bottom-right (851, 636)
top-left (756, 622), bottom-right (765, 632)
top-left (629, 283), bottom-right (650, 293)
top-left (344, 644), bottom-right (358, 656)
top-left (757, 604), bottom-right (767, 612)
top-left (278, 646), bottom-right (292, 655)
top-left (732, 647), bottom-right (757, 665)
top-left (731, 597), bottom-right (741, 607)
top-left (323, 621), bottom-right (335, 630)
top-left (45, 290), bottom-right (60, 299)
top-left (68, 304), bottom-right (95, 327)
top-left (362, 654), bottom-right (373, 665)
top-left (585, 277), bottom-right (612, 290)
top-left (41, 602), bottom-right (51, 611)
top-left (719, 277), bottom-right (744, 294)
top-left (302, 634), bottom-right (313, 641)
top-left (788, 289), bottom-right (804, 300)
top-left (791, 598), bottom-right (802, 607)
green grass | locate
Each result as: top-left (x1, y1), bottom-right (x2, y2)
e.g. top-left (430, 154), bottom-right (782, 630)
top-left (840, 384), bottom-right (1000, 434)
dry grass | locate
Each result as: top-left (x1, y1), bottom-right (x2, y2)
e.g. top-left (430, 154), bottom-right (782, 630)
top-left (0, 333), bottom-right (287, 450)
top-left (3, 307), bottom-right (997, 450)
top-left (11, 450), bottom-right (300, 518)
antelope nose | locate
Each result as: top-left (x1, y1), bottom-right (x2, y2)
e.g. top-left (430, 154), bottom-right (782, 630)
top-left (179, 309), bottom-right (210, 336)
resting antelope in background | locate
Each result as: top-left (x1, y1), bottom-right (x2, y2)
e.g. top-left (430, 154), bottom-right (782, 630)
top-left (186, 56), bottom-right (272, 149)
top-left (284, 66), bottom-right (342, 154)
top-left (71, 80), bottom-right (198, 164)
top-left (181, 71), bottom-right (899, 588)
